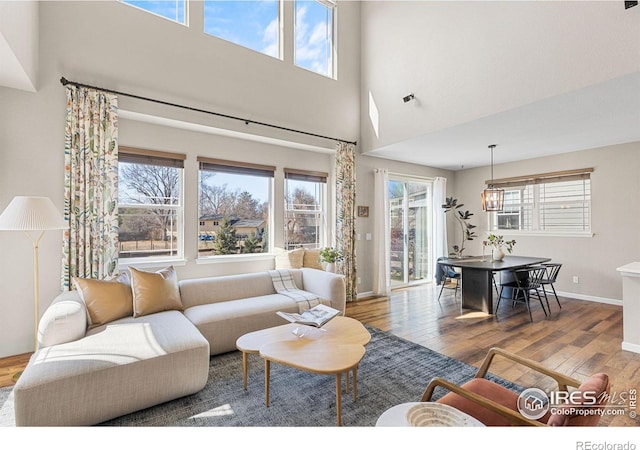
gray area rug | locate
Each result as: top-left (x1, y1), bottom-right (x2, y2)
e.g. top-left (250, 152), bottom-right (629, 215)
top-left (0, 325), bottom-right (523, 427)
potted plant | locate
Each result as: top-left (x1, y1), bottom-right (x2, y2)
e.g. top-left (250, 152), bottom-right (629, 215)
top-left (319, 247), bottom-right (342, 273)
top-left (486, 233), bottom-right (516, 261)
top-left (442, 197), bottom-right (477, 258)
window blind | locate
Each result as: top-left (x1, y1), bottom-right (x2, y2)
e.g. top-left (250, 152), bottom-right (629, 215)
top-left (284, 168), bottom-right (328, 183)
top-left (487, 168), bottom-right (593, 189)
top-left (493, 172), bottom-right (591, 232)
top-left (119, 146), bottom-right (186, 168)
top-left (197, 157), bottom-right (275, 178)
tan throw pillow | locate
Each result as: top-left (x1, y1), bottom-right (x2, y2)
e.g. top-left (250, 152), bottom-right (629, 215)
top-left (303, 249), bottom-right (323, 270)
top-left (73, 275), bottom-right (133, 327)
top-left (129, 266), bottom-right (183, 317)
top-left (275, 248), bottom-right (305, 269)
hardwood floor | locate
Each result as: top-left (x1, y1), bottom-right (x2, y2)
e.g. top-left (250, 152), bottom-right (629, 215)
top-left (0, 353), bottom-right (31, 389)
top-left (1, 282), bottom-right (638, 427)
top-left (346, 282), bottom-right (640, 426)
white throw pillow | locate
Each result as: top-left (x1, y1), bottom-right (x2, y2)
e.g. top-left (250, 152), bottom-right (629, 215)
top-left (38, 292), bottom-right (88, 348)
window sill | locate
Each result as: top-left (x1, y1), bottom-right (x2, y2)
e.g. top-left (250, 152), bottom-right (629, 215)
top-left (489, 231), bottom-right (594, 238)
top-left (196, 253), bottom-right (275, 264)
top-left (119, 258), bottom-right (187, 270)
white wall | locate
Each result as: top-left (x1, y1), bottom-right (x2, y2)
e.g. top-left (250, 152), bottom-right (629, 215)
top-left (449, 143), bottom-right (640, 303)
top-left (0, 0), bottom-right (38, 91)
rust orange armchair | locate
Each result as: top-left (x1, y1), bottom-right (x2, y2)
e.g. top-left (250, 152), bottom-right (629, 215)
top-left (421, 347), bottom-right (610, 426)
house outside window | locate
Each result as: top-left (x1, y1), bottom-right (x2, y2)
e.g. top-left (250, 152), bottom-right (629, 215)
top-left (284, 168), bottom-right (327, 250)
top-left (118, 147), bottom-right (185, 263)
top-left (203, 0), bottom-right (281, 59)
top-left (198, 157), bottom-right (274, 257)
top-left (119, 0), bottom-right (187, 25)
top-left (490, 169), bottom-right (592, 234)
top-left (295, 0), bottom-right (336, 78)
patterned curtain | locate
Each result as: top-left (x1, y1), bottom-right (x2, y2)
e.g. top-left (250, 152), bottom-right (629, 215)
top-left (335, 142), bottom-right (357, 301)
top-left (61, 85), bottom-right (119, 289)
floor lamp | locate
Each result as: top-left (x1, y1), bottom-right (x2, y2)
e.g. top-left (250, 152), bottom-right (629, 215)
top-left (0, 196), bottom-right (68, 357)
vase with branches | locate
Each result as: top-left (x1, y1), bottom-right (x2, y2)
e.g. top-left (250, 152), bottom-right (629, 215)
top-left (442, 197), bottom-right (477, 258)
top-left (487, 233), bottom-right (516, 261)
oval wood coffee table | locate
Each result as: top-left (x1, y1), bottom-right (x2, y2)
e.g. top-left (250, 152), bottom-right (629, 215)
top-left (236, 316), bottom-right (371, 426)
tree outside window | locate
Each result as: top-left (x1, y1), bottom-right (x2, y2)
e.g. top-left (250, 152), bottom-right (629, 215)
top-left (285, 171), bottom-right (326, 250)
top-left (118, 151), bottom-right (184, 261)
top-left (198, 159), bottom-right (273, 257)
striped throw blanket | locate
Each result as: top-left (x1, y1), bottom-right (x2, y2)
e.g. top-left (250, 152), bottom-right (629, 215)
top-left (269, 269), bottom-right (321, 313)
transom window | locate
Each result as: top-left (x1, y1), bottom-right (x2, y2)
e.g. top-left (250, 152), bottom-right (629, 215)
top-left (119, 0), bottom-right (187, 25)
top-left (295, 0), bottom-right (336, 78)
top-left (198, 157), bottom-right (274, 257)
top-left (118, 147), bottom-right (185, 262)
top-left (490, 169), bottom-right (592, 234)
top-left (284, 169), bottom-right (327, 250)
top-left (204, 0), bottom-right (281, 58)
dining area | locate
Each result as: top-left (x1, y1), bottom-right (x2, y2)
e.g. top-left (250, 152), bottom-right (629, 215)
top-left (437, 255), bottom-right (563, 322)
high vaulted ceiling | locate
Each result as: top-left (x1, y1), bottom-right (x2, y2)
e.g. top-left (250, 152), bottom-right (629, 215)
top-left (360, 1), bottom-right (640, 171)
top-left (365, 72), bottom-right (640, 171)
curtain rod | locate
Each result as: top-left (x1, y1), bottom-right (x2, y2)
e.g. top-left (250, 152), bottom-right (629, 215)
top-left (60, 77), bottom-right (357, 146)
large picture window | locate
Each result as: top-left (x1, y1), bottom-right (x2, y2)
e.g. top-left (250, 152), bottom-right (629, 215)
top-left (490, 169), bottom-right (592, 234)
top-left (118, 148), bottom-right (185, 262)
top-left (284, 169), bottom-right (327, 250)
top-left (198, 157), bottom-right (274, 257)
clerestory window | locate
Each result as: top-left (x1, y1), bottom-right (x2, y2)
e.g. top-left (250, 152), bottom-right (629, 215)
top-left (294, 0), bottom-right (336, 78)
top-left (203, 0), bottom-right (281, 59)
top-left (119, 0), bottom-right (187, 25)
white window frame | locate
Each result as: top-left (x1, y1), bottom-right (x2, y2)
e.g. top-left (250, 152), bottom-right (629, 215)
top-left (488, 169), bottom-right (593, 237)
top-left (284, 169), bottom-right (328, 250)
top-left (294, 0), bottom-right (337, 79)
top-left (197, 157), bottom-right (275, 261)
top-left (117, 148), bottom-right (186, 268)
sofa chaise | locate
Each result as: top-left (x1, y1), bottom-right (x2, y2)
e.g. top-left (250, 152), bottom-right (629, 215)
top-left (12, 267), bottom-right (346, 426)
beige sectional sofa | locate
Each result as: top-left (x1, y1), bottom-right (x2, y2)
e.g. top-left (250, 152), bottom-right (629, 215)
top-left (12, 267), bottom-right (346, 426)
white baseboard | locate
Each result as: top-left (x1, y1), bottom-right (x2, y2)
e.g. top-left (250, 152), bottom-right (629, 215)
top-left (554, 289), bottom-right (622, 306)
top-left (622, 341), bottom-right (640, 354)
top-left (354, 288), bottom-right (621, 305)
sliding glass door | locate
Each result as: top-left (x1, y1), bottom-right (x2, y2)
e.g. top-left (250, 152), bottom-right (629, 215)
top-left (389, 177), bottom-right (432, 288)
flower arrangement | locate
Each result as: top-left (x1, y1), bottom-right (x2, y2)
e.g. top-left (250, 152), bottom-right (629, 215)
top-left (319, 247), bottom-right (342, 263)
top-left (487, 234), bottom-right (516, 253)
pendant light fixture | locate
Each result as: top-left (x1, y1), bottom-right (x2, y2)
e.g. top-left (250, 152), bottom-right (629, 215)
top-left (481, 144), bottom-right (504, 212)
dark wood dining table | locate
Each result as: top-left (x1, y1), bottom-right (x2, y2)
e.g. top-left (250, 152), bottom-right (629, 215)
top-left (438, 255), bottom-right (552, 313)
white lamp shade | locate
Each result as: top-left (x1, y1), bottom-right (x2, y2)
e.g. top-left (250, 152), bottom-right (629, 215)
top-left (0, 196), bottom-right (68, 231)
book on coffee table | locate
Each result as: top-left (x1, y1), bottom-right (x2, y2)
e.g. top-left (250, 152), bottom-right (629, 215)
top-left (276, 304), bottom-right (341, 328)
